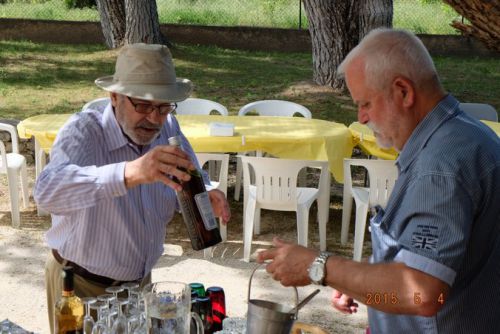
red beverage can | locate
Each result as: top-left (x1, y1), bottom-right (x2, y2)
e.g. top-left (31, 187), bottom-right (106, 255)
top-left (206, 286), bottom-right (226, 331)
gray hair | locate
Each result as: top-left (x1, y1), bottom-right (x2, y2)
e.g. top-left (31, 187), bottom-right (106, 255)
top-left (338, 28), bottom-right (442, 92)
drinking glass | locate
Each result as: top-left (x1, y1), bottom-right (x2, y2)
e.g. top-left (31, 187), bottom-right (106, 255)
top-left (81, 297), bottom-right (97, 334)
top-left (122, 282), bottom-right (140, 316)
top-left (105, 286), bottom-right (124, 312)
top-left (111, 298), bottom-right (129, 334)
top-left (91, 301), bottom-right (110, 334)
top-left (142, 281), bottom-right (204, 334)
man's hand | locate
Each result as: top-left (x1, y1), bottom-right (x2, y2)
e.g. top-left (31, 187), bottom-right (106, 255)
top-left (331, 289), bottom-right (358, 314)
top-left (208, 189), bottom-right (231, 224)
top-left (124, 145), bottom-right (195, 190)
top-left (257, 237), bottom-right (317, 286)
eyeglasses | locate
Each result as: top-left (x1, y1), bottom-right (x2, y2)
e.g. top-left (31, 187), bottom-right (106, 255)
top-left (126, 96), bottom-right (177, 116)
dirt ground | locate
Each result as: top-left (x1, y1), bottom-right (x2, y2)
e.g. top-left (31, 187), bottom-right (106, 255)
top-left (0, 158), bottom-right (370, 334)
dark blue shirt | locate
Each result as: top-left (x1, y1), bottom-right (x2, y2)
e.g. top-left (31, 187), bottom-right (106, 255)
top-left (368, 95), bottom-right (500, 333)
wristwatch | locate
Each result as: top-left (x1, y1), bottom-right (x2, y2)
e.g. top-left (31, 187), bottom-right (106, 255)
top-left (308, 251), bottom-right (332, 285)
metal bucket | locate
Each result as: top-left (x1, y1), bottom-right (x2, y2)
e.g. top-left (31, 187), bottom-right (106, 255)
top-left (246, 264), bottom-right (298, 334)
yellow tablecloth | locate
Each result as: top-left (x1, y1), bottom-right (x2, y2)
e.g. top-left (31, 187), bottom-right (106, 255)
top-left (348, 122), bottom-right (399, 160)
top-left (17, 113), bottom-right (72, 154)
top-left (349, 120), bottom-right (500, 161)
top-left (17, 114), bottom-right (355, 182)
top-left (482, 120), bottom-right (500, 136)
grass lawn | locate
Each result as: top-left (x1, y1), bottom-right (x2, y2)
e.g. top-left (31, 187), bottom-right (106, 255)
top-left (0, 0), bottom-right (461, 35)
top-left (0, 40), bottom-right (499, 124)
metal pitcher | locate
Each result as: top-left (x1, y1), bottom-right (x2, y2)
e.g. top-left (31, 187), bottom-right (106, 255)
top-left (246, 264), bottom-right (298, 334)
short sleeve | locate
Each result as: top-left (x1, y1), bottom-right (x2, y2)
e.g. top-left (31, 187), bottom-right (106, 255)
top-left (396, 173), bottom-right (474, 284)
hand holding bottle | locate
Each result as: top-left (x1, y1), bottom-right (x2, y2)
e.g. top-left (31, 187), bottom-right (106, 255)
top-left (124, 144), bottom-right (195, 190)
top-left (208, 189), bottom-right (231, 225)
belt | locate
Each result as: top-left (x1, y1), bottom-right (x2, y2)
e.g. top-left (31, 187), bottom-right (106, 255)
top-left (52, 249), bottom-right (142, 287)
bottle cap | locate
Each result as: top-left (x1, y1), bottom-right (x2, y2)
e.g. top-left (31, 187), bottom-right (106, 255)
top-left (168, 136), bottom-right (181, 147)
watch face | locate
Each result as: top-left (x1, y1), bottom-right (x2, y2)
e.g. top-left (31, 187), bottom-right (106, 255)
top-left (309, 263), bottom-right (323, 282)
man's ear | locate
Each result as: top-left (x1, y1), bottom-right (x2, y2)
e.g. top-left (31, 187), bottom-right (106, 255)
top-left (393, 76), bottom-right (415, 108)
top-left (110, 92), bottom-right (118, 106)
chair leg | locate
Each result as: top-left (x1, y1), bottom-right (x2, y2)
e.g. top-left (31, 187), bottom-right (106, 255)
top-left (243, 198), bottom-right (257, 262)
top-left (35, 141), bottom-right (49, 216)
top-left (219, 217), bottom-right (227, 241)
top-left (7, 168), bottom-right (21, 228)
top-left (203, 247), bottom-right (213, 258)
top-left (20, 161), bottom-right (29, 209)
top-left (341, 195), bottom-right (353, 245)
top-left (253, 207), bottom-right (261, 235)
top-left (353, 203), bottom-right (369, 261)
top-left (296, 207), bottom-right (309, 248)
top-left (203, 217), bottom-right (227, 259)
top-left (317, 203), bottom-right (329, 252)
top-left (234, 156), bottom-right (242, 201)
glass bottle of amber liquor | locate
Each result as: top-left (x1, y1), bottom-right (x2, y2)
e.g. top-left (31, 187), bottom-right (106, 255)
top-left (168, 136), bottom-right (222, 250)
top-left (54, 266), bottom-right (84, 334)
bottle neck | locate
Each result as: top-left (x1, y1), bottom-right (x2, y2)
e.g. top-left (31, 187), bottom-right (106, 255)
top-left (62, 289), bottom-right (75, 297)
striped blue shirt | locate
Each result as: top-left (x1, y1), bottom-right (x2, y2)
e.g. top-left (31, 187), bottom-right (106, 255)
top-left (368, 95), bottom-right (500, 333)
top-left (34, 104), bottom-right (207, 281)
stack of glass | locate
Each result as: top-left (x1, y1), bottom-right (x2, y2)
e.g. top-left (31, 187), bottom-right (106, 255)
top-left (83, 283), bottom-right (146, 334)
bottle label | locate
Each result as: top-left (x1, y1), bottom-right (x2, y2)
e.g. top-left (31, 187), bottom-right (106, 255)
top-left (194, 192), bottom-right (218, 231)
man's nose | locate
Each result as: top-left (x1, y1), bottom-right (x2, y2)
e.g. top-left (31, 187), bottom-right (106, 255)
top-left (145, 106), bottom-right (164, 124)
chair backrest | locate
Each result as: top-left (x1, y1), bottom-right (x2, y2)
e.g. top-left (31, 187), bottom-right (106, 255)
top-left (82, 97), bottom-right (110, 112)
top-left (195, 153), bottom-right (229, 196)
top-left (176, 98), bottom-right (228, 116)
top-left (0, 140), bottom-right (6, 173)
top-left (0, 122), bottom-right (20, 154)
top-left (239, 156), bottom-right (329, 210)
top-left (344, 159), bottom-right (398, 208)
top-left (460, 103), bottom-right (498, 122)
top-left (238, 100), bottom-right (312, 118)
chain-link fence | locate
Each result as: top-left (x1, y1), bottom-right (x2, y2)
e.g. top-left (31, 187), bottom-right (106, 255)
top-left (0, 0), bottom-right (462, 35)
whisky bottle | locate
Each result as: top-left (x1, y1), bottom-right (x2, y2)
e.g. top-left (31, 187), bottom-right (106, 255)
top-left (54, 266), bottom-right (84, 334)
top-left (168, 136), bottom-right (222, 250)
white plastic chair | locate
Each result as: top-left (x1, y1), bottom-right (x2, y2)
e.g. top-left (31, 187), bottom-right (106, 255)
top-left (238, 100), bottom-right (312, 118)
top-left (0, 122), bottom-right (29, 228)
top-left (341, 159), bottom-right (398, 261)
top-left (176, 98), bottom-right (228, 116)
top-left (234, 100), bottom-right (312, 201)
top-left (239, 156), bottom-right (331, 262)
top-left (82, 97), bottom-right (110, 112)
top-left (460, 103), bottom-right (498, 122)
top-left (195, 153), bottom-right (230, 258)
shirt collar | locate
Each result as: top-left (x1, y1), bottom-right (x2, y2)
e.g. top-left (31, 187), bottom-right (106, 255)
top-left (102, 103), bottom-right (129, 152)
top-left (396, 94), bottom-right (460, 172)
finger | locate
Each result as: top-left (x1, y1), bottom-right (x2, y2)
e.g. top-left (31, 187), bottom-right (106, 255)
top-left (272, 236), bottom-right (288, 247)
top-left (340, 294), bottom-right (352, 306)
top-left (157, 173), bottom-right (183, 191)
top-left (257, 248), bottom-right (278, 262)
top-left (155, 147), bottom-right (195, 171)
top-left (208, 190), bottom-right (231, 223)
top-left (332, 290), bottom-right (343, 299)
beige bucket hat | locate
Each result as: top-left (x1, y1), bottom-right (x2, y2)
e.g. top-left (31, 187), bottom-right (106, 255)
top-left (95, 43), bottom-right (193, 103)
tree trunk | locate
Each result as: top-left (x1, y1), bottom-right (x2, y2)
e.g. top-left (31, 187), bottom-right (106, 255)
top-left (96, 0), bottom-right (167, 48)
top-left (357, 0), bottom-right (393, 40)
top-left (96, 0), bottom-right (126, 49)
top-left (443, 0), bottom-right (499, 52)
top-left (124, 0), bottom-right (165, 44)
top-left (303, 0), bottom-right (392, 90)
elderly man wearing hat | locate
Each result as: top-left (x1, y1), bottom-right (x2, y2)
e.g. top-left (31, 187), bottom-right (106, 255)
top-left (34, 43), bottom-right (230, 332)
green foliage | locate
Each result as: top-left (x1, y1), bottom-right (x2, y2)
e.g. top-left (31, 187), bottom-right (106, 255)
top-left (0, 0), bottom-right (459, 34)
top-left (2, 0), bottom-right (49, 3)
top-left (64, 0), bottom-right (96, 9)
top-left (0, 41), bottom-right (498, 124)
